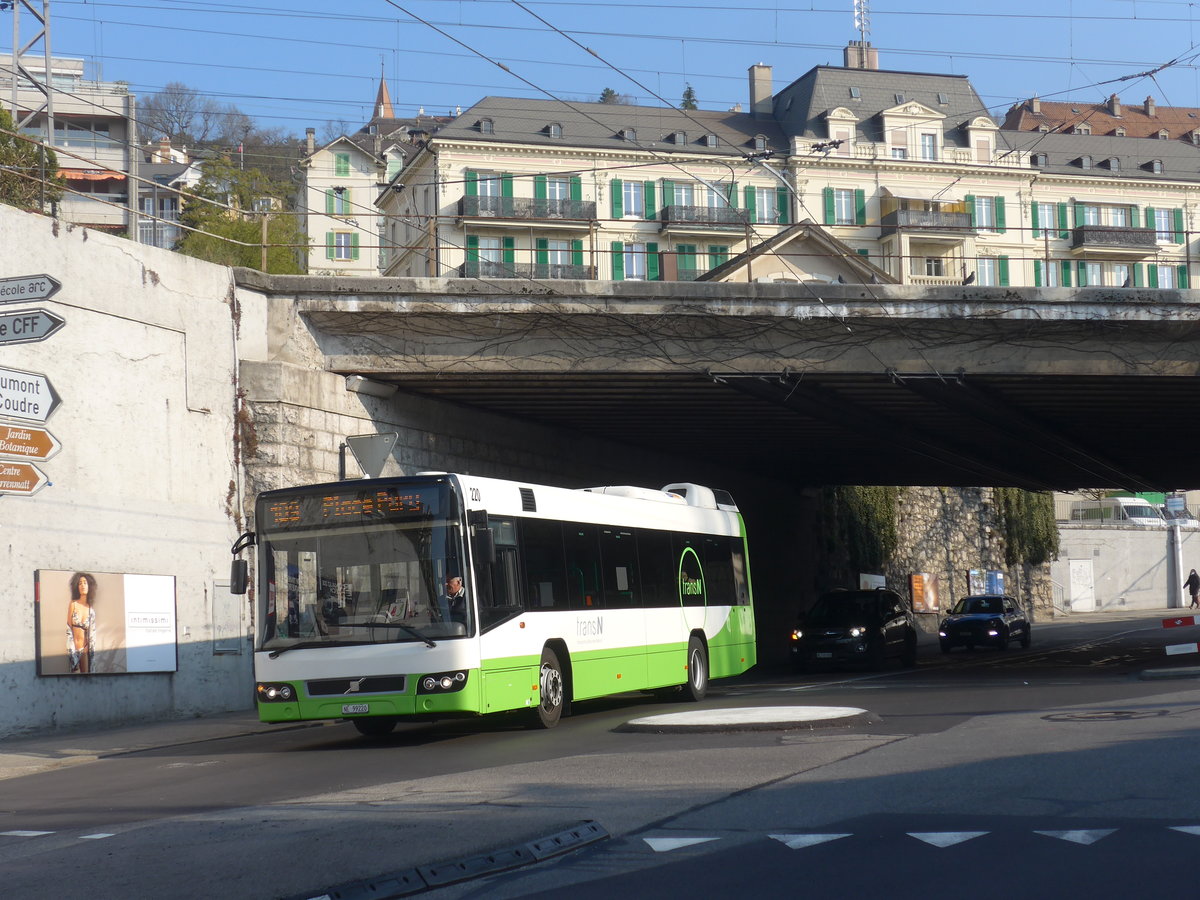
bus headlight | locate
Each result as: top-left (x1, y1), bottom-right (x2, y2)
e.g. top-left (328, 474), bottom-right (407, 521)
top-left (256, 682), bottom-right (296, 703)
top-left (417, 670), bottom-right (468, 694)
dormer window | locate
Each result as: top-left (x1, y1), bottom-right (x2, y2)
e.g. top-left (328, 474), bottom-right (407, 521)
top-left (704, 133), bottom-right (718, 148)
top-left (545, 122), bottom-right (562, 138)
top-left (621, 127), bottom-right (637, 141)
top-left (894, 93), bottom-right (905, 104)
top-left (1038, 124), bottom-right (1051, 133)
top-left (671, 131), bottom-right (687, 145)
top-left (1031, 152), bottom-right (1048, 167)
top-left (1192, 130), bottom-right (1200, 145)
top-left (1107, 157), bottom-right (1120, 171)
top-left (1115, 127), bottom-right (1126, 137)
top-left (753, 134), bottom-right (768, 152)
top-left (478, 118), bottom-right (494, 134)
top-left (1150, 159), bottom-right (1164, 173)
top-left (1079, 155), bottom-right (1092, 169)
top-left (1073, 123), bottom-right (1091, 135)
top-left (849, 87), bottom-right (861, 99)
top-left (1159, 129), bottom-right (1171, 139)
top-left (937, 92), bottom-right (949, 105)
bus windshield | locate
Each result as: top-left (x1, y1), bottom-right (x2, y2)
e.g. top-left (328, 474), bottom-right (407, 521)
top-left (256, 481), bottom-right (470, 651)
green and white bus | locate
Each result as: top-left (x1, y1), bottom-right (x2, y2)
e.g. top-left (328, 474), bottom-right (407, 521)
top-left (231, 473), bottom-right (756, 734)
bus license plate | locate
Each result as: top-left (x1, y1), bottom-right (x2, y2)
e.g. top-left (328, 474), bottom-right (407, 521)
top-left (342, 703), bottom-right (369, 715)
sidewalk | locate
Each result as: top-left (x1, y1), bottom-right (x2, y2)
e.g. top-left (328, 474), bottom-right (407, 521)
top-left (0, 708), bottom-right (302, 782)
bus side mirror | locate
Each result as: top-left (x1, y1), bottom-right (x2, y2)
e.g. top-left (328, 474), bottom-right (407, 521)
top-left (230, 559), bottom-right (248, 595)
top-left (474, 528), bottom-right (496, 566)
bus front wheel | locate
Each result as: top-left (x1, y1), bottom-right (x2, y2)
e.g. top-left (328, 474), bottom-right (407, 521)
top-left (534, 647), bottom-right (565, 729)
top-left (682, 636), bottom-right (709, 702)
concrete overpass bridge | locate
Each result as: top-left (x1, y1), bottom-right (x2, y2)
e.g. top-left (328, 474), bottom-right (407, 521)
top-left (237, 273), bottom-right (1200, 493)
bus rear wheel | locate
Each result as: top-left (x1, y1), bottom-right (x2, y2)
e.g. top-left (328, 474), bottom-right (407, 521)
top-left (533, 647), bottom-right (565, 729)
top-left (352, 716), bottom-right (397, 738)
top-left (682, 636), bottom-right (709, 702)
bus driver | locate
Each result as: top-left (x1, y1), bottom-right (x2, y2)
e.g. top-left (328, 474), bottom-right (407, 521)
top-left (441, 575), bottom-right (468, 626)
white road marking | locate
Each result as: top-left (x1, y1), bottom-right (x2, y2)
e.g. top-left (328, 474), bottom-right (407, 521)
top-left (79, 833), bottom-right (114, 840)
top-left (644, 837), bottom-right (719, 852)
top-left (1169, 826), bottom-right (1200, 836)
top-left (769, 833), bottom-right (851, 849)
top-left (1, 830), bottom-right (53, 837)
top-left (908, 832), bottom-right (988, 847)
top-left (1034, 829), bottom-right (1116, 845)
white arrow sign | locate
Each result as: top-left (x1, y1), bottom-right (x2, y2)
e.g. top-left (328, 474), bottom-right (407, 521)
top-left (0, 366), bottom-right (61, 424)
top-left (0, 274), bottom-right (61, 304)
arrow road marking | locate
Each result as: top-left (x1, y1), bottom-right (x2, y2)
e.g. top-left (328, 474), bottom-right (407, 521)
top-left (908, 831), bottom-right (989, 847)
top-left (770, 833), bottom-right (851, 849)
top-left (644, 837), bottom-right (719, 852)
top-left (1169, 826), bottom-right (1200, 836)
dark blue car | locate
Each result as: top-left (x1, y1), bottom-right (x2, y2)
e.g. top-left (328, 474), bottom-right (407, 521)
top-left (939, 594), bottom-right (1031, 653)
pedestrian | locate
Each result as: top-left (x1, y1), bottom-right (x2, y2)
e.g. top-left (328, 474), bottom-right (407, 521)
top-left (1185, 569), bottom-right (1200, 609)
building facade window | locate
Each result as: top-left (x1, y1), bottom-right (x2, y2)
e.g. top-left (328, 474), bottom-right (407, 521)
top-left (623, 180), bottom-right (645, 217)
top-left (977, 257), bottom-right (997, 285)
top-left (624, 242), bottom-right (647, 280)
top-left (1154, 208), bottom-right (1175, 241)
top-left (924, 257), bottom-right (945, 277)
top-left (834, 189), bottom-right (856, 225)
top-left (754, 186), bottom-right (779, 224)
top-left (334, 153), bottom-right (351, 176)
top-left (975, 196), bottom-right (997, 231)
top-left (892, 147), bottom-right (907, 159)
top-left (920, 133), bottom-right (937, 160)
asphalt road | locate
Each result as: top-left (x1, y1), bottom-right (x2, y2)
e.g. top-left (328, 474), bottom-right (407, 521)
top-left (3, 611), bottom-right (1200, 899)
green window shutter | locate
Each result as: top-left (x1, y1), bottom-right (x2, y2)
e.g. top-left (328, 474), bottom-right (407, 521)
top-left (571, 239), bottom-right (583, 267)
top-left (1031, 202), bottom-right (1040, 238)
top-left (726, 183), bottom-right (737, 207)
top-left (856, 248), bottom-right (870, 257)
top-left (995, 197), bottom-right (1006, 234)
top-left (1033, 259), bottom-right (1042, 287)
top-left (998, 255), bottom-right (1009, 286)
top-left (823, 187), bottom-right (835, 224)
top-left (743, 186), bottom-right (757, 223)
top-left (350, 233), bottom-right (360, 261)
top-left (965, 195), bottom-right (976, 227)
top-left (533, 176), bottom-right (547, 200)
top-left (611, 241), bottom-right (624, 280)
top-left (1145, 206), bottom-right (1155, 229)
top-left (465, 235), bottom-right (480, 263)
top-left (325, 190), bottom-right (335, 215)
top-left (1060, 260), bottom-right (1072, 287)
top-left (500, 173), bottom-right (514, 198)
top-left (465, 170), bottom-right (478, 197)
top-left (1149, 264), bottom-right (1160, 288)
top-left (854, 188), bottom-right (866, 225)
top-left (569, 176), bottom-right (582, 202)
top-left (708, 245), bottom-right (728, 267)
top-left (335, 153), bottom-right (350, 176)
top-left (1180, 264), bottom-right (1190, 288)
top-left (325, 232), bottom-right (334, 260)
top-left (646, 241), bottom-right (660, 280)
top-left (1174, 208), bottom-right (1185, 243)
top-left (610, 179), bottom-right (623, 219)
top-left (645, 181), bottom-right (657, 219)
top-left (1074, 202), bottom-right (1085, 228)
top-left (1057, 202), bottom-right (1069, 238)
top-left (776, 187), bottom-right (790, 225)
top-left (502, 236), bottom-right (515, 265)
top-left (660, 180), bottom-right (674, 206)
top-left (535, 238), bottom-right (549, 266)
top-left (1077, 260), bottom-right (1087, 287)
top-left (678, 244), bottom-right (697, 270)
top-left (1133, 264), bottom-right (1144, 287)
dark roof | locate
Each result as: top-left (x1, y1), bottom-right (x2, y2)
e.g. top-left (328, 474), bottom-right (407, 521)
top-left (1000, 131), bottom-right (1200, 181)
top-left (432, 96), bottom-right (788, 158)
top-left (771, 65), bottom-right (990, 148)
top-left (139, 162), bottom-right (191, 186)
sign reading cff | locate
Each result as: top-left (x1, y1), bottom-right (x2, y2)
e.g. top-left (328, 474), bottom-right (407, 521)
top-left (0, 274), bottom-right (61, 304)
top-left (0, 309), bottom-right (65, 345)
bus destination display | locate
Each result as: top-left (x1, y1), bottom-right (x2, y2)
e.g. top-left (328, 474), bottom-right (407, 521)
top-left (263, 485), bottom-right (444, 530)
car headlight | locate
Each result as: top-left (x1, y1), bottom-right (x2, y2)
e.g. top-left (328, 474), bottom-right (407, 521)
top-left (417, 670), bottom-right (469, 694)
top-left (848, 627), bottom-right (865, 638)
top-left (791, 629), bottom-right (803, 641)
top-left (256, 682), bottom-right (296, 703)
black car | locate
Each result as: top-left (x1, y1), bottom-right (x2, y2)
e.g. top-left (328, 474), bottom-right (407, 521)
top-left (790, 588), bottom-right (918, 671)
top-left (939, 594), bottom-right (1031, 653)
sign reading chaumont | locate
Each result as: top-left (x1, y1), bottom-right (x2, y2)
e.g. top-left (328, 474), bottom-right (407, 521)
top-left (0, 366), bottom-right (60, 423)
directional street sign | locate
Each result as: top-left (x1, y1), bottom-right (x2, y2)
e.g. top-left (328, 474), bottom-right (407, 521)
top-left (0, 460), bottom-right (48, 496)
top-left (0, 274), bottom-right (61, 304)
top-left (0, 309), bottom-right (65, 346)
top-left (0, 366), bottom-right (60, 424)
top-left (0, 423), bottom-right (60, 461)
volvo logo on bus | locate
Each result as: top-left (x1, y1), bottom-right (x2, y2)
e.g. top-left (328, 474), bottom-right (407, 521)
top-left (344, 677), bottom-right (367, 694)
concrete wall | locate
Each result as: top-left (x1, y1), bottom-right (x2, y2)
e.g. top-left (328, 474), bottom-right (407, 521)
top-left (1052, 525), bottom-right (1200, 612)
top-left (0, 205), bottom-right (248, 738)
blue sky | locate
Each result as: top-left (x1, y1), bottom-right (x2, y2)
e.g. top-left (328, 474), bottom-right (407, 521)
top-left (11, 0), bottom-right (1200, 136)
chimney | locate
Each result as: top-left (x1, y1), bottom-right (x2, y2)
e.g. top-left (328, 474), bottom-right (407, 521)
top-left (1145, 96), bottom-right (1157, 117)
top-left (306, 127), bottom-right (316, 155)
top-left (1108, 93), bottom-right (1121, 116)
top-left (156, 136), bottom-right (170, 163)
top-left (1030, 96), bottom-right (1041, 115)
top-left (844, 40), bottom-right (879, 70)
top-left (749, 64), bottom-right (773, 119)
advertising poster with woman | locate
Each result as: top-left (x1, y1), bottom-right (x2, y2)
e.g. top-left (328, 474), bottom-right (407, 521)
top-left (35, 570), bottom-right (177, 675)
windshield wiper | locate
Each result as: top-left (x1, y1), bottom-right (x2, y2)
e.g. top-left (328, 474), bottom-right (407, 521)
top-left (365, 621), bottom-right (437, 647)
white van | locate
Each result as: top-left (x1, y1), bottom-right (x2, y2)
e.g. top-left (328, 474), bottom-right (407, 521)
top-left (1070, 496), bottom-right (1164, 527)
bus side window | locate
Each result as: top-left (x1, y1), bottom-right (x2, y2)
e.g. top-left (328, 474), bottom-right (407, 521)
top-left (481, 518), bottom-right (523, 630)
top-left (520, 518), bottom-right (568, 609)
top-left (600, 528), bottom-right (640, 608)
top-left (636, 529), bottom-right (674, 608)
top-left (564, 525), bottom-right (602, 610)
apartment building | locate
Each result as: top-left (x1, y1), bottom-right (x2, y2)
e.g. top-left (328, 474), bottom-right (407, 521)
top-left (374, 44), bottom-right (1200, 288)
top-left (1, 54), bottom-right (138, 234)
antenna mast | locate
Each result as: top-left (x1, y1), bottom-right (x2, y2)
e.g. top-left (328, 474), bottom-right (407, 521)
top-left (853, 0), bottom-right (871, 48)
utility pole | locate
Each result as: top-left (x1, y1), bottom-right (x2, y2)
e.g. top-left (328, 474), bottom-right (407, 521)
top-left (10, 1), bottom-right (54, 213)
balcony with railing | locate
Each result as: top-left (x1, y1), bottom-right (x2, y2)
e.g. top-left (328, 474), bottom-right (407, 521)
top-left (458, 196), bottom-right (596, 225)
top-left (458, 260), bottom-right (595, 280)
top-left (1070, 225), bottom-right (1158, 256)
top-left (659, 204), bottom-right (749, 232)
top-left (881, 209), bottom-right (974, 237)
